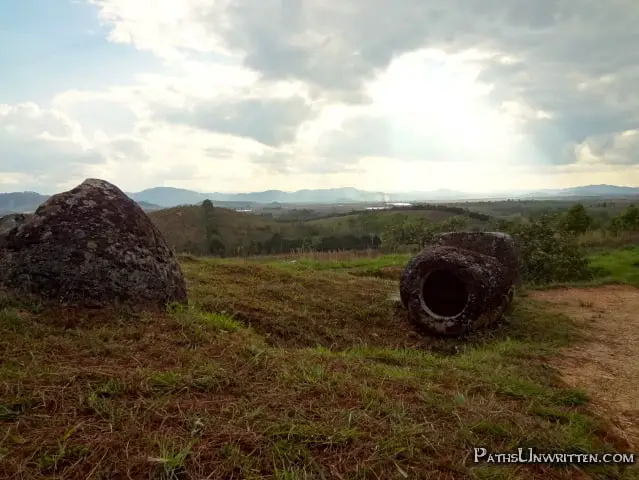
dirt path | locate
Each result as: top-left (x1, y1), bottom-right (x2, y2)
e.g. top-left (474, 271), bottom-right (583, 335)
top-left (532, 285), bottom-right (639, 449)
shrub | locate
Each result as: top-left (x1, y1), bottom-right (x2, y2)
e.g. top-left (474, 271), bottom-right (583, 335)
top-left (610, 205), bottom-right (639, 234)
top-left (380, 216), bottom-right (469, 252)
top-left (560, 203), bottom-right (592, 234)
top-left (506, 215), bottom-right (592, 284)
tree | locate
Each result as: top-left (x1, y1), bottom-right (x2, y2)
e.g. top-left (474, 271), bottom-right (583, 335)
top-left (208, 236), bottom-right (226, 256)
top-left (380, 217), bottom-right (452, 251)
top-left (509, 215), bottom-right (591, 284)
top-left (201, 199), bottom-right (219, 252)
top-left (439, 216), bottom-right (468, 232)
top-left (561, 203), bottom-right (592, 234)
top-left (610, 204), bottom-right (639, 234)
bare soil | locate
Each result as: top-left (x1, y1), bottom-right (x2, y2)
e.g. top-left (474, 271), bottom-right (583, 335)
top-left (532, 285), bottom-right (639, 449)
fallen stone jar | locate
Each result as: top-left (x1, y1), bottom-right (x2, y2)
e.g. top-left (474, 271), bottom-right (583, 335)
top-left (399, 244), bottom-right (515, 336)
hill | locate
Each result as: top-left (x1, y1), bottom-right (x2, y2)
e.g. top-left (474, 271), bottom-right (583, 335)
top-left (131, 186), bottom-right (388, 206)
top-left (0, 192), bottom-right (162, 215)
top-left (4, 184), bottom-right (639, 212)
top-left (306, 206), bottom-right (491, 234)
top-left (0, 192), bottom-right (49, 215)
top-left (521, 184), bottom-right (639, 199)
top-left (150, 204), bottom-right (381, 256)
top-left (130, 184), bottom-right (639, 206)
top-left (149, 205), bottom-right (283, 256)
top-left (148, 203), bottom-right (494, 256)
top-left (128, 187), bottom-right (212, 208)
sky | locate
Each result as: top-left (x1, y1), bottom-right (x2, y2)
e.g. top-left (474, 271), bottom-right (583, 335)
top-left (1, 0), bottom-right (639, 195)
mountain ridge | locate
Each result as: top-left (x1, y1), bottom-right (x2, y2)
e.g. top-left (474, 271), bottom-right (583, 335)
top-left (127, 184), bottom-right (639, 206)
top-left (2, 184), bottom-right (639, 214)
top-left (0, 191), bottom-right (163, 216)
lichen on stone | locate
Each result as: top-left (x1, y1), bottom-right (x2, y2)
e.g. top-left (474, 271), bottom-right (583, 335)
top-left (400, 232), bottom-right (518, 337)
top-left (0, 178), bottom-right (187, 310)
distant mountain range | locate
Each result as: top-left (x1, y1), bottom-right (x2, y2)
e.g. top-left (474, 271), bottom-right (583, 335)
top-left (1, 184), bottom-right (638, 214)
top-left (128, 186), bottom-right (391, 206)
top-left (516, 185), bottom-right (639, 198)
top-left (128, 184), bottom-right (639, 206)
top-left (126, 184), bottom-right (639, 207)
top-left (0, 191), bottom-right (163, 216)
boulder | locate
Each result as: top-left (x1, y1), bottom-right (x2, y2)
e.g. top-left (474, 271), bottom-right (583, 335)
top-left (399, 245), bottom-right (513, 336)
top-left (0, 179), bottom-right (187, 309)
top-left (0, 213), bottom-right (32, 237)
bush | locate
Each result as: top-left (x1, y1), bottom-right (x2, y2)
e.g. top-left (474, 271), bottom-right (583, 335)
top-left (560, 203), bottom-right (592, 234)
top-left (506, 215), bottom-right (592, 284)
top-left (380, 216), bottom-right (470, 252)
top-left (610, 205), bottom-right (639, 234)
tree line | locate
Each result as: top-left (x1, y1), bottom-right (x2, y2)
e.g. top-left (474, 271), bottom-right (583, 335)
top-left (198, 199), bottom-right (639, 259)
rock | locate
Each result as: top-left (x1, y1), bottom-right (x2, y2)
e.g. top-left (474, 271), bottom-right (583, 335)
top-left (399, 245), bottom-right (513, 336)
top-left (0, 179), bottom-right (187, 310)
top-left (433, 231), bottom-right (520, 285)
top-left (0, 213), bottom-right (32, 237)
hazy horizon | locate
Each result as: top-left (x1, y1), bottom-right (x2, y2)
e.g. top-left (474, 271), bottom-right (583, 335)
top-left (3, 182), bottom-right (639, 199)
top-left (2, 1), bottom-right (639, 194)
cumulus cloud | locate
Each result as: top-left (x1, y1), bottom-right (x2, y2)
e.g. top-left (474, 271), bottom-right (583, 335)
top-left (4, 0), bottom-right (639, 193)
top-left (157, 94), bottom-right (316, 147)
top-left (0, 103), bottom-right (105, 188)
top-left (88, 0), bottom-right (639, 172)
top-left (575, 130), bottom-right (639, 166)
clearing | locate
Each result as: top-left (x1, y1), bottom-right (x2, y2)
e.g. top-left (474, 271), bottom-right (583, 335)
top-left (532, 285), bottom-right (639, 450)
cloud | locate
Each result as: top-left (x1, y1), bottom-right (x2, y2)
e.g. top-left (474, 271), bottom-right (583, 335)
top-left (157, 94), bottom-right (316, 147)
top-left (575, 129), bottom-right (639, 166)
top-left (4, 0), bottom-right (639, 194)
top-left (0, 103), bottom-right (106, 188)
top-left (89, 0), bottom-right (639, 170)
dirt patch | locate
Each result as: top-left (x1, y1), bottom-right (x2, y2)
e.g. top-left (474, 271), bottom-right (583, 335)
top-left (532, 285), bottom-right (639, 449)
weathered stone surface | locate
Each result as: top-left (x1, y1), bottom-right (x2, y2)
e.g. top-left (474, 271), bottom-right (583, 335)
top-left (0, 213), bottom-right (32, 237)
top-left (399, 245), bottom-right (512, 336)
top-left (0, 179), bottom-right (187, 309)
top-left (433, 231), bottom-right (520, 285)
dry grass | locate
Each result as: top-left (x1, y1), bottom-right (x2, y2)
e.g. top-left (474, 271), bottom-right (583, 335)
top-left (150, 205), bottom-right (280, 256)
top-left (1, 257), bottom-right (637, 479)
top-left (578, 230), bottom-right (639, 250)
top-left (234, 249), bottom-right (389, 262)
top-left (181, 260), bottom-right (419, 349)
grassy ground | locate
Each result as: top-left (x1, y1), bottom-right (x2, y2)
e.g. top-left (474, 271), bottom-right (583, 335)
top-left (247, 253), bottom-right (412, 280)
top-left (532, 245), bottom-right (639, 290)
top-left (200, 242), bottom-right (639, 287)
top-left (577, 231), bottom-right (639, 251)
top-left (1, 253), bottom-right (638, 479)
top-left (304, 209), bottom-right (484, 234)
top-left (587, 245), bottom-right (639, 287)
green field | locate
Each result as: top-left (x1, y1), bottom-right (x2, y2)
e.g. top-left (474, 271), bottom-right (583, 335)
top-left (204, 245), bottom-right (639, 287)
top-left (305, 209), bottom-right (483, 233)
top-left (588, 245), bottom-right (639, 287)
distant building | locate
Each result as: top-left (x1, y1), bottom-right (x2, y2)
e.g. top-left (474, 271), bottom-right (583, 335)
top-left (365, 202), bottom-right (412, 211)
